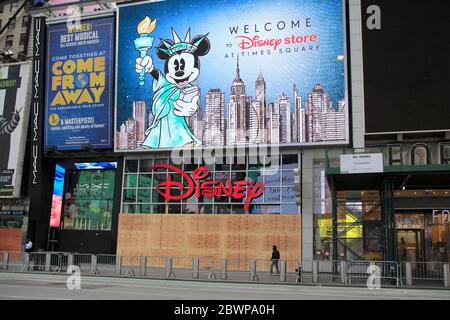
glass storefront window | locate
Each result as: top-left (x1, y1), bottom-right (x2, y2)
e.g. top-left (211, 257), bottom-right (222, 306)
top-left (139, 159), bottom-right (153, 172)
top-left (138, 174), bottom-right (153, 188)
top-left (261, 205), bottom-right (281, 214)
top-left (312, 159), bottom-right (383, 261)
top-left (395, 212), bottom-right (449, 263)
top-left (121, 154), bottom-right (300, 215)
top-left (264, 187), bottom-right (281, 202)
top-left (263, 171), bottom-right (281, 186)
top-left (168, 204), bottom-right (181, 214)
top-left (281, 203), bottom-right (298, 214)
top-left (281, 187), bottom-right (295, 202)
top-left (137, 189), bottom-right (151, 203)
top-left (123, 189), bottom-right (136, 202)
top-left (63, 169), bottom-right (116, 230)
top-left (125, 160), bottom-right (138, 173)
top-left (281, 155), bottom-right (298, 170)
top-left (138, 204), bottom-right (152, 214)
top-left (124, 174), bottom-right (137, 188)
top-left (122, 204), bottom-right (136, 214)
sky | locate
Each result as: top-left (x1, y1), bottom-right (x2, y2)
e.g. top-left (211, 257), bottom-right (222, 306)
top-left (116, 0), bottom-right (346, 127)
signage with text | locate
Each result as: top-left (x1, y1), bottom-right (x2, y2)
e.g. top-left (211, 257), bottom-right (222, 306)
top-left (340, 153), bottom-right (384, 174)
top-left (151, 164), bottom-right (265, 212)
top-left (432, 209), bottom-right (449, 225)
top-left (0, 170), bottom-right (14, 187)
top-left (0, 210), bottom-right (24, 216)
top-left (116, 0), bottom-right (348, 151)
top-left (45, 16), bottom-right (115, 150)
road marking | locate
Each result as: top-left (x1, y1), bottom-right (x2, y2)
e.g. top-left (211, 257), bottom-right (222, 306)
top-left (0, 281), bottom-right (449, 301)
top-left (0, 294), bottom-right (71, 300)
top-left (0, 272), bottom-right (449, 300)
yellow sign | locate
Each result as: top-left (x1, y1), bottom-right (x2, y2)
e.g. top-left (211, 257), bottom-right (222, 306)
top-left (317, 215), bottom-right (363, 239)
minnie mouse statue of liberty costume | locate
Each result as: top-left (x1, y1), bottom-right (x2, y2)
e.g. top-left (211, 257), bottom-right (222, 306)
top-left (135, 28), bottom-right (210, 148)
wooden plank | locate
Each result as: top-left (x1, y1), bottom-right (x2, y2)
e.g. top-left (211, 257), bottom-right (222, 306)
top-left (117, 214), bottom-right (301, 262)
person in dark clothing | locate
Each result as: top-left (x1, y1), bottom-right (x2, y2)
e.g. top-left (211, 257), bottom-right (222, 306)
top-left (398, 237), bottom-right (407, 262)
top-left (270, 245), bottom-right (280, 275)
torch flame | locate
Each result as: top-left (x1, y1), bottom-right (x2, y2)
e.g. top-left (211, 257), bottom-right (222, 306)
top-left (137, 16), bottom-right (157, 34)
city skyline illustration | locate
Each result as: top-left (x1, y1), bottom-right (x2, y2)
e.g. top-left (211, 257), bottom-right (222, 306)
top-left (117, 0), bottom-right (345, 123)
top-left (117, 56), bottom-right (347, 149)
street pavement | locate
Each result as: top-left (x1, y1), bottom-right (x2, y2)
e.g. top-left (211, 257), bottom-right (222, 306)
top-left (0, 271), bottom-right (449, 300)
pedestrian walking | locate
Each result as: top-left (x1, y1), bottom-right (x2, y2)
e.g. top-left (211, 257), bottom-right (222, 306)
top-left (25, 239), bottom-right (33, 253)
top-left (270, 245), bottom-right (280, 275)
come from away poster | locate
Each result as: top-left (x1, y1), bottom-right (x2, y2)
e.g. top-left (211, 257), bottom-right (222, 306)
top-left (45, 16), bottom-right (114, 150)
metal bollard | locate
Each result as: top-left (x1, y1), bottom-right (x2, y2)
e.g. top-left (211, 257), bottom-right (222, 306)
top-left (340, 261), bottom-right (347, 284)
top-left (312, 260), bottom-right (319, 283)
top-left (280, 260), bottom-right (287, 282)
top-left (405, 262), bottom-right (413, 286)
top-left (140, 256), bottom-right (147, 276)
top-left (90, 255), bottom-right (97, 274)
top-left (68, 254), bottom-right (74, 267)
top-left (115, 256), bottom-right (122, 275)
top-left (45, 253), bottom-right (51, 272)
top-left (192, 258), bottom-right (199, 279)
top-left (444, 264), bottom-right (449, 288)
top-left (166, 257), bottom-right (175, 279)
top-left (250, 260), bottom-right (258, 282)
top-left (221, 258), bottom-right (227, 280)
top-left (2, 252), bottom-right (9, 270)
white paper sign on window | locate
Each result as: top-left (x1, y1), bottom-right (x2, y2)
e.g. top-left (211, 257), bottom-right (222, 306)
top-left (340, 153), bottom-right (384, 174)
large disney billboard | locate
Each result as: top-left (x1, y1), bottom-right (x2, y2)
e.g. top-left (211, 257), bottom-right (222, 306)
top-left (115, 0), bottom-right (348, 151)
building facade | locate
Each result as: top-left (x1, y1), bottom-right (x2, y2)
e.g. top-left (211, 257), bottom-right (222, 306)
top-left (203, 88), bottom-right (225, 146)
top-left (0, 0), bottom-right (32, 62)
top-left (14, 0), bottom-right (449, 270)
top-left (0, 0), bottom-right (33, 252)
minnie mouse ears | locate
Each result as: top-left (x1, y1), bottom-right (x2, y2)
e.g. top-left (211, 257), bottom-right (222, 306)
top-left (157, 28), bottom-right (210, 59)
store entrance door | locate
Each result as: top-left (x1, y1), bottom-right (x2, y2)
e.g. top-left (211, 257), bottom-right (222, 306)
top-left (49, 161), bottom-right (119, 254)
top-left (396, 230), bottom-right (424, 263)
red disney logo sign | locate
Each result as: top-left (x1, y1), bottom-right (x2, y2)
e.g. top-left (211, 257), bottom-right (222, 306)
top-left (151, 164), bottom-right (265, 212)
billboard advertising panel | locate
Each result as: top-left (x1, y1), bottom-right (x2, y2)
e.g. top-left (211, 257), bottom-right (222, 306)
top-left (116, 0), bottom-right (348, 151)
top-left (0, 62), bottom-right (32, 198)
top-left (362, 0), bottom-right (450, 134)
top-left (50, 164), bottom-right (65, 227)
top-left (45, 16), bottom-right (115, 150)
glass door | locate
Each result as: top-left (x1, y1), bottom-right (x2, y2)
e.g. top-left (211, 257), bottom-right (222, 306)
top-left (397, 230), bottom-right (424, 263)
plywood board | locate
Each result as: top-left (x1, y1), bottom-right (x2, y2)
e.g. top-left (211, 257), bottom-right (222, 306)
top-left (117, 214), bottom-right (301, 262)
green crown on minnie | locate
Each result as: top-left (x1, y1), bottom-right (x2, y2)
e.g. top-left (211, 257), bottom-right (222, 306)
top-left (158, 28), bottom-right (209, 57)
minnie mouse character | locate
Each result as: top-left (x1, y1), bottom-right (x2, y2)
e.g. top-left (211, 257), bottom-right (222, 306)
top-left (135, 28), bottom-right (210, 148)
